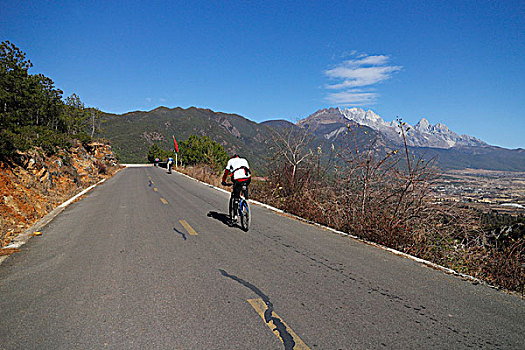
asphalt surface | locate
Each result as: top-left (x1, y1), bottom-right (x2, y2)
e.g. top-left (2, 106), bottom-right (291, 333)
top-left (0, 167), bottom-right (523, 349)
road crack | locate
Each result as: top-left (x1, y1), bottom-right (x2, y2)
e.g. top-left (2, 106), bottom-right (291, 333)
top-left (219, 269), bottom-right (296, 350)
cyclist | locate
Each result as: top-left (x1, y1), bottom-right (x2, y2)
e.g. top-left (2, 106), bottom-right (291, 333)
top-left (167, 156), bottom-right (173, 173)
top-left (221, 154), bottom-right (251, 222)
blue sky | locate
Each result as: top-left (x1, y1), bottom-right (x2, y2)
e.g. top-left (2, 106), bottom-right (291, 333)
top-left (1, 0), bottom-right (524, 148)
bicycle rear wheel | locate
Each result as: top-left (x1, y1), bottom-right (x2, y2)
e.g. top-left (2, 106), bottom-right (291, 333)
top-left (239, 200), bottom-right (250, 231)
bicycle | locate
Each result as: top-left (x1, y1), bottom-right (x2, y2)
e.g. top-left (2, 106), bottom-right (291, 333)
top-left (225, 182), bottom-right (250, 231)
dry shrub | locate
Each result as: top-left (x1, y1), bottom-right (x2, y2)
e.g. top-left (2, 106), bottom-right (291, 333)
top-left (483, 241), bottom-right (524, 293)
top-left (178, 165), bottom-right (227, 189)
top-left (463, 224), bottom-right (524, 293)
top-left (95, 161), bottom-right (107, 175)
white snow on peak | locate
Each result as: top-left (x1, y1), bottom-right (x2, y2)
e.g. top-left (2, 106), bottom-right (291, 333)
top-left (338, 107), bottom-right (384, 126)
top-left (415, 118), bottom-right (430, 132)
top-left (325, 107), bottom-right (487, 149)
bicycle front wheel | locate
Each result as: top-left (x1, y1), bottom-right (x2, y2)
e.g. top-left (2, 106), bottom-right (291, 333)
top-left (240, 200), bottom-right (250, 231)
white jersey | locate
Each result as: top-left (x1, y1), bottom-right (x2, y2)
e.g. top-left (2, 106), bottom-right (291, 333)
top-left (225, 157), bottom-right (251, 180)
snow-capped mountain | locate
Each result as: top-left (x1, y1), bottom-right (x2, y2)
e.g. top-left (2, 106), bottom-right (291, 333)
top-left (300, 108), bottom-right (487, 149)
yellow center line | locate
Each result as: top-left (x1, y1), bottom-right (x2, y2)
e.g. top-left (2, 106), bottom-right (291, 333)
top-left (179, 220), bottom-right (198, 236)
top-left (247, 298), bottom-right (310, 350)
top-left (160, 197), bottom-right (168, 204)
top-left (154, 187), bottom-right (158, 192)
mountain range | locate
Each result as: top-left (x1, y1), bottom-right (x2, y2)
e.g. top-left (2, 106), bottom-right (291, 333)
top-left (98, 106), bottom-right (525, 172)
top-left (299, 107), bottom-right (487, 149)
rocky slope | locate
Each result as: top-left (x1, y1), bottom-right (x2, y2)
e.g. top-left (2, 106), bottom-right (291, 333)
top-left (0, 141), bottom-right (119, 247)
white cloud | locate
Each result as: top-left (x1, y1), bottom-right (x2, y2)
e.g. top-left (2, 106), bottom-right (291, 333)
top-left (325, 90), bottom-right (378, 105)
top-left (325, 66), bottom-right (401, 89)
top-left (324, 54), bottom-right (401, 106)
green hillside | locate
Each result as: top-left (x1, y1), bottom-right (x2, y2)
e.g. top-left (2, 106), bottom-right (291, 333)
top-left (98, 107), bottom-right (274, 171)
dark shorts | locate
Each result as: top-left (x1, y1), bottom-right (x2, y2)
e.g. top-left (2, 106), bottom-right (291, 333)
top-left (232, 178), bottom-right (251, 199)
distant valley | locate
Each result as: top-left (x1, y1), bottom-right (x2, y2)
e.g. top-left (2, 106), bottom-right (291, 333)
top-left (432, 169), bottom-right (525, 212)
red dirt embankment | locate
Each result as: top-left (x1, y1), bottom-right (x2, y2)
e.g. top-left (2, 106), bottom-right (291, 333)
top-left (0, 141), bottom-right (120, 247)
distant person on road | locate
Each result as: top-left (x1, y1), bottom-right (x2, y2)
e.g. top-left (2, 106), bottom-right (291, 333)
top-left (167, 157), bottom-right (173, 173)
top-left (221, 154), bottom-right (251, 220)
top-left (154, 157), bottom-right (159, 167)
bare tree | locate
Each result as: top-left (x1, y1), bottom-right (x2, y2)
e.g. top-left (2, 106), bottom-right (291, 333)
top-left (89, 108), bottom-right (103, 139)
top-left (332, 121), bottom-right (441, 248)
top-left (268, 125), bottom-right (315, 193)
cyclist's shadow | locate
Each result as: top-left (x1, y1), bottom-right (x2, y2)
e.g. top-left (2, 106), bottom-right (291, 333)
top-left (207, 211), bottom-right (231, 227)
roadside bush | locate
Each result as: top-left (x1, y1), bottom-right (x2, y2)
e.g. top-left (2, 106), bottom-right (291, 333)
top-left (147, 143), bottom-right (171, 163)
top-left (5, 128), bottom-right (32, 153)
top-left (178, 164), bottom-right (224, 188)
top-left (482, 241), bottom-right (524, 293)
top-left (75, 132), bottom-right (92, 147)
top-left (35, 129), bottom-right (71, 155)
top-left (95, 161), bottom-right (107, 175)
top-left (0, 129), bottom-right (18, 159)
top-left (0, 126), bottom-right (73, 157)
top-left (179, 135), bottom-right (228, 172)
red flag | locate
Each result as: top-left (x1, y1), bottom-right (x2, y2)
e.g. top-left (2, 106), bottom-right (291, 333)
top-left (173, 136), bottom-right (179, 153)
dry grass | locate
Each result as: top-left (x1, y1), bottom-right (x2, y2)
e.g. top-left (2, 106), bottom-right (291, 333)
top-left (177, 165), bottom-right (229, 190)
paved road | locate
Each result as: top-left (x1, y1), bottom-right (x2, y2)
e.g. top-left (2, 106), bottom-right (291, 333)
top-left (1, 167), bottom-right (523, 349)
